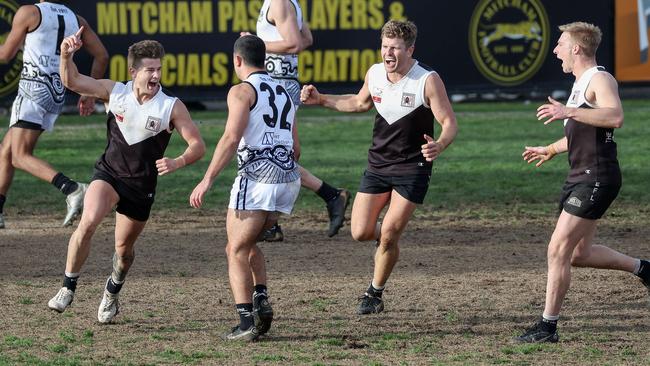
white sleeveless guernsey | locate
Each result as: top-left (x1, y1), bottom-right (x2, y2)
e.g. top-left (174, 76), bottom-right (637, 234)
top-left (19, 2), bottom-right (79, 113)
top-left (237, 71), bottom-right (299, 184)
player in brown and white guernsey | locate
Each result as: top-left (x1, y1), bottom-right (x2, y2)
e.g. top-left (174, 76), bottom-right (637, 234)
top-left (0, 1), bottom-right (108, 228)
top-left (47, 33), bottom-right (205, 323)
top-left (301, 20), bottom-right (458, 314)
top-left (518, 22), bottom-right (650, 343)
top-left (245, 0), bottom-right (350, 241)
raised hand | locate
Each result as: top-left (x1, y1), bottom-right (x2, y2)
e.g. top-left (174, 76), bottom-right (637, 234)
top-left (300, 84), bottom-right (320, 105)
top-left (536, 96), bottom-right (569, 125)
top-left (60, 26), bottom-right (84, 57)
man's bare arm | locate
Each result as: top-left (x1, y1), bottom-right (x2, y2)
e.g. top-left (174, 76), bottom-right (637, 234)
top-left (301, 72), bottom-right (373, 113)
top-left (0, 6), bottom-right (39, 62)
top-left (59, 27), bottom-right (114, 101)
top-left (265, 0), bottom-right (302, 54)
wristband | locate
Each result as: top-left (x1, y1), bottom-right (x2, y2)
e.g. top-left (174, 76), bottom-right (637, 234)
top-left (546, 144), bottom-right (557, 156)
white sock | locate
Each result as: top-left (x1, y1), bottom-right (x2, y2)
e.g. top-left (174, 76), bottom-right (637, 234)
top-left (633, 259), bottom-right (642, 275)
top-left (542, 313), bottom-right (559, 321)
top-left (110, 273), bottom-right (125, 285)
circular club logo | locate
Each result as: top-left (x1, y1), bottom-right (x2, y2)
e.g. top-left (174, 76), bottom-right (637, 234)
top-left (469, 0), bottom-right (550, 86)
top-left (0, 0), bottom-right (22, 98)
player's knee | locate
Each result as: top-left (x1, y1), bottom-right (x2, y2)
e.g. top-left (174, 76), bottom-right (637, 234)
top-left (77, 211), bottom-right (104, 230)
top-left (225, 242), bottom-right (247, 258)
top-left (546, 241), bottom-right (572, 263)
top-left (10, 154), bottom-right (24, 169)
top-left (351, 226), bottom-right (374, 242)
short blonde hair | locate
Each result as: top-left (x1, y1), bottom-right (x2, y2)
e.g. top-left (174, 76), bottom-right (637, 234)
top-left (381, 20), bottom-right (417, 47)
top-left (558, 22), bottom-right (602, 57)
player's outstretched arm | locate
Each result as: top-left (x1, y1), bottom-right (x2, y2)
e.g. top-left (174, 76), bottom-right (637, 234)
top-left (421, 73), bottom-right (457, 162)
top-left (301, 72), bottom-right (373, 113)
top-left (76, 16), bottom-right (109, 115)
top-left (60, 27), bottom-right (114, 101)
top-left (156, 100), bottom-right (206, 176)
top-left (190, 83), bottom-right (253, 208)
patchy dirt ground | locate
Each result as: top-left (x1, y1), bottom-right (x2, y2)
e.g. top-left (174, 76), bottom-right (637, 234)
top-left (1, 211), bottom-right (650, 365)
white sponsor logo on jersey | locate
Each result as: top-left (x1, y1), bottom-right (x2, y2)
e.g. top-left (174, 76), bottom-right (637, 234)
top-left (401, 93), bottom-right (415, 108)
top-left (145, 116), bottom-right (162, 132)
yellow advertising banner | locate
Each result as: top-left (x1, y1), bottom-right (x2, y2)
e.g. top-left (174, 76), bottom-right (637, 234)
top-left (616, 0), bottom-right (650, 81)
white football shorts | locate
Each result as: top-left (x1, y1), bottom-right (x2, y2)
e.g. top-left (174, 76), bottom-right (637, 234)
top-left (10, 94), bottom-right (58, 132)
top-left (229, 176), bottom-right (301, 214)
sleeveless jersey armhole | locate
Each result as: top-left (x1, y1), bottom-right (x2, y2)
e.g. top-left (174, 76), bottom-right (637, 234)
top-left (28, 5), bottom-right (42, 33)
top-left (241, 81), bottom-right (258, 111)
top-left (420, 71), bottom-right (435, 109)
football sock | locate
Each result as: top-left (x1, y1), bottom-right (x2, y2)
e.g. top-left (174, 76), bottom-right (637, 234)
top-left (316, 182), bottom-right (339, 203)
top-left (0, 194), bottom-right (6, 213)
top-left (636, 259), bottom-right (650, 281)
top-left (51, 173), bottom-right (78, 195)
top-left (63, 272), bottom-right (79, 292)
top-left (254, 284), bottom-right (268, 296)
top-left (541, 315), bottom-right (558, 332)
top-left (236, 303), bottom-right (254, 329)
top-left (367, 283), bottom-right (384, 298)
top-left (106, 277), bottom-right (124, 294)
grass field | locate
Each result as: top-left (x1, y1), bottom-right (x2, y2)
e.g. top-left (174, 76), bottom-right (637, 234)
top-left (1, 100), bottom-right (650, 365)
top-left (2, 100), bottom-right (650, 216)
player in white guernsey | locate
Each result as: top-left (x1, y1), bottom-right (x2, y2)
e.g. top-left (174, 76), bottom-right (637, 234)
top-left (248, 0), bottom-right (350, 241)
top-left (302, 21), bottom-right (458, 315)
top-left (0, 1), bottom-right (108, 228)
top-left (47, 36), bottom-right (205, 323)
top-left (518, 22), bottom-right (650, 343)
top-left (190, 35), bottom-right (300, 341)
